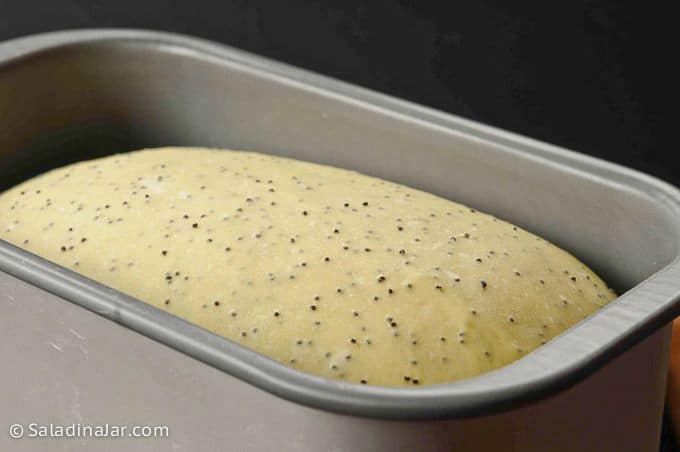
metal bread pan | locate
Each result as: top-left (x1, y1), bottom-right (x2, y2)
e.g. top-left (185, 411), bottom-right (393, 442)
top-left (1, 30), bottom-right (679, 421)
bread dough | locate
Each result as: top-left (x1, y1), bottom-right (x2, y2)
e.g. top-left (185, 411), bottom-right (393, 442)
top-left (0, 147), bottom-right (616, 386)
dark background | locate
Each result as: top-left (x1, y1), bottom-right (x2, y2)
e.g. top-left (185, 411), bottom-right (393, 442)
top-left (0, 0), bottom-right (676, 449)
top-left (0, 1), bottom-right (675, 186)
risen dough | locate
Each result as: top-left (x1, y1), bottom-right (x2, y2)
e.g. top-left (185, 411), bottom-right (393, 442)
top-left (0, 147), bottom-right (615, 386)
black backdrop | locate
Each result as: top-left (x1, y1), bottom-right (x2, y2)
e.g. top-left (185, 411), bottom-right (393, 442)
top-left (0, 1), bottom-right (675, 186)
top-left (0, 1), bottom-right (676, 450)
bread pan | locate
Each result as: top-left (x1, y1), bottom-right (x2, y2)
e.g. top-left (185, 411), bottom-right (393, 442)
top-left (1, 30), bottom-right (679, 451)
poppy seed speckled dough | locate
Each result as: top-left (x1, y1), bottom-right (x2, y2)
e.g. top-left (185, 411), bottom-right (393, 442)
top-left (0, 147), bottom-right (616, 386)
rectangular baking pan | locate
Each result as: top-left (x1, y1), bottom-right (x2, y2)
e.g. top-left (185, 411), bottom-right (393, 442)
top-left (1, 30), bottom-right (680, 424)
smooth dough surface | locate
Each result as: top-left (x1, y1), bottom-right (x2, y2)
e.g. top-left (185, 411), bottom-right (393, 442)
top-left (0, 147), bottom-right (616, 386)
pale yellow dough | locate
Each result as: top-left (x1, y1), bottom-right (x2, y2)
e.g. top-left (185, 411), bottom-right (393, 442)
top-left (0, 147), bottom-right (616, 386)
